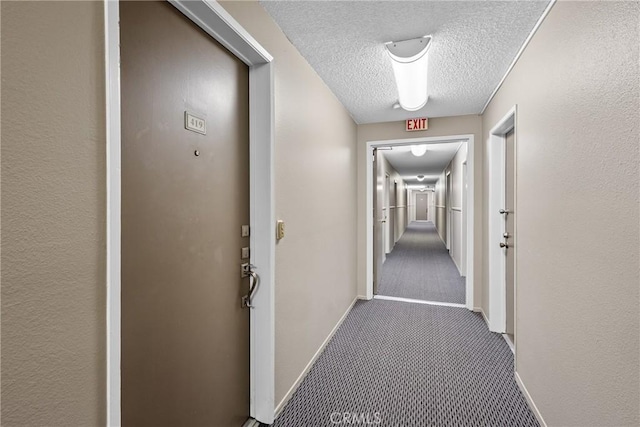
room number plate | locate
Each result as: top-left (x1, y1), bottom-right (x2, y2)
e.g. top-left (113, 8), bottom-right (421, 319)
top-left (184, 111), bottom-right (206, 135)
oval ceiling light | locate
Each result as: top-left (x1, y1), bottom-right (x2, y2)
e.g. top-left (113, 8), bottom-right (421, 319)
top-left (385, 35), bottom-right (432, 112)
top-left (417, 175), bottom-right (425, 181)
top-left (410, 145), bottom-right (427, 157)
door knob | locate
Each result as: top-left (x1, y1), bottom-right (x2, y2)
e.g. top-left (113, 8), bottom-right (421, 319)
top-left (499, 242), bottom-right (509, 248)
top-left (503, 233), bottom-right (510, 238)
top-left (499, 209), bottom-right (510, 215)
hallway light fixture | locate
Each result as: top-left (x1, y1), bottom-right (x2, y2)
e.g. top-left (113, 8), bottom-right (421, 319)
top-left (385, 35), bottom-right (432, 112)
top-left (417, 175), bottom-right (425, 181)
top-left (410, 145), bottom-right (428, 157)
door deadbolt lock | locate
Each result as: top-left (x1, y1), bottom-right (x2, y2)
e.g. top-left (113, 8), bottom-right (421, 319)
top-left (503, 233), bottom-right (510, 238)
top-left (241, 263), bottom-right (255, 278)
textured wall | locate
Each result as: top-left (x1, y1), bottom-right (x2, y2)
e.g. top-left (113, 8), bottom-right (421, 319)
top-left (219, 1), bottom-right (358, 407)
top-left (357, 116), bottom-right (482, 302)
top-left (1, 2), bottom-right (106, 426)
top-left (481, 1), bottom-right (639, 425)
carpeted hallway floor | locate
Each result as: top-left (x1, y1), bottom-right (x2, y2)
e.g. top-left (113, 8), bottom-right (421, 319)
top-left (378, 221), bottom-right (466, 304)
top-left (271, 299), bottom-right (538, 427)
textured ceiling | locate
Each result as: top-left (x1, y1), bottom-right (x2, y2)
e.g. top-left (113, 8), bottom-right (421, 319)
top-left (260, 0), bottom-right (550, 124)
top-left (381, 142), bottom-right (462, 186)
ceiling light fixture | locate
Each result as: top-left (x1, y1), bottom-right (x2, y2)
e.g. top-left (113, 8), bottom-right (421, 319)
top-left (385, 35), bottom-right (432, 112)
top-left (410, 145), bottom-right (427, 157)
top-left (417, 175), bottom-right (425, 181)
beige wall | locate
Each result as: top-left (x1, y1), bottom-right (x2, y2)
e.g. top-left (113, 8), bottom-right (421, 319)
top-left (481, 1), bottom-right (639, 425)
top-left (1, 2), bottom-right (106, 426)
top-left (357, 116), bottom-right (482, 302)
top-left (220, 1), bottom-right (358, 407)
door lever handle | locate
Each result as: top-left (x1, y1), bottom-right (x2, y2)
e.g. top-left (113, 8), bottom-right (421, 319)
top-left (499, 242), bottom-right (509, 248)
top-left (242, 269), bottom-right (260, 309)
top-left (499, 209), bottom-right (511, 215)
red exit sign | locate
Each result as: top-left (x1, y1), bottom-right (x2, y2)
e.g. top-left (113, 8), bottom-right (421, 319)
top-left (406, 117), bottom-right (428, 132)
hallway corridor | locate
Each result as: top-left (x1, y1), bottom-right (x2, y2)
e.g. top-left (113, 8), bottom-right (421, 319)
top-left (272, 299), bottom-right (538, 426)
top-left (378, 221), bottom-right (466, 304)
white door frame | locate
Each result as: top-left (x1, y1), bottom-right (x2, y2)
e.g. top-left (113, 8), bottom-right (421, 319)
top-left (366, 134), bottom-right (476, 310)
top-left (488, 105), bottom-right (517, 333)
top-left (445, 171), bottom-right (452, 250)
top-left (461, 161), bottom-right (468, 276)
top-left (384, 173), bottom-right (391, 254)
top-left (105, 1), bottom-right (276, 425)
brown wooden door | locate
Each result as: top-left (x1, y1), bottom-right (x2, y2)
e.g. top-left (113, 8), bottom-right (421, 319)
top-left (505, 130), bottom-right (516, 341)
top-left (120, 2), bottom-right (250, 425)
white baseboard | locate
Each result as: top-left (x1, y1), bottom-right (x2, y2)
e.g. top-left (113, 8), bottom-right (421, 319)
top-left (451, 253), bottom-right (463, 277)
top-left (473, 307), bottom-right (490, 329)
top-left (274, 296), bottom-right (359, 417)
top-left (502, 333), bottom-right (515, 354)
top-left (515, 371), bottom-right (547, 427)
top-left (242, 418), bottom-right (260, 427)
top-left (434, 227), bottom-right (460, 274)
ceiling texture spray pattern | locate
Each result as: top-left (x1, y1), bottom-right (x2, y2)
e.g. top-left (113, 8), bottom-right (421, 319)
top-left (260, 0), bottom-right (551, 124)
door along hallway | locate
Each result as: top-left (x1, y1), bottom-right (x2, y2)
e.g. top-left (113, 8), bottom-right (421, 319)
top-left (377, 221), bottom-right (466, 304)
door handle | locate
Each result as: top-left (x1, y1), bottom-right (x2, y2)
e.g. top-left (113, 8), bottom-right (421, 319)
top-left (499, 242), bottom-right (509, 248)
top-left (503, 232), bottom-right (510, 238)
top-left (241, 265), bottom-right (260, 309)
top-left (499, 209), bottom-right (511, 215)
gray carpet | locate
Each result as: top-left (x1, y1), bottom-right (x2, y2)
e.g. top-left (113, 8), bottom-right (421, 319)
top-left (272, 299), bottom-right (538, 427)
top-left (378, 221), bottom-right (466, 304)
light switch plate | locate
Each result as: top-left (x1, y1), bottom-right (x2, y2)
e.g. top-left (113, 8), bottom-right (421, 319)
top-left (276, 220), bottom-right (285, 240)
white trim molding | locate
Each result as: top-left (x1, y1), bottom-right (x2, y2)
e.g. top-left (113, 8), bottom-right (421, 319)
top-left (274, 297), bottom-right (360, 417)
top-left (106, 1), bottom-right (276, 424)
top-left (366, 134), bottom-right (476, 311)
top-left (480, 0), bottom-right (557, 114)
top-left (104, 1), bottom-right (121, 425)
top-left (487, 106), bottom-right (517, 334)
top-left (515, 372), bottom-right (547, 427)
top-left (473, 308), bottom-right (490, 329)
